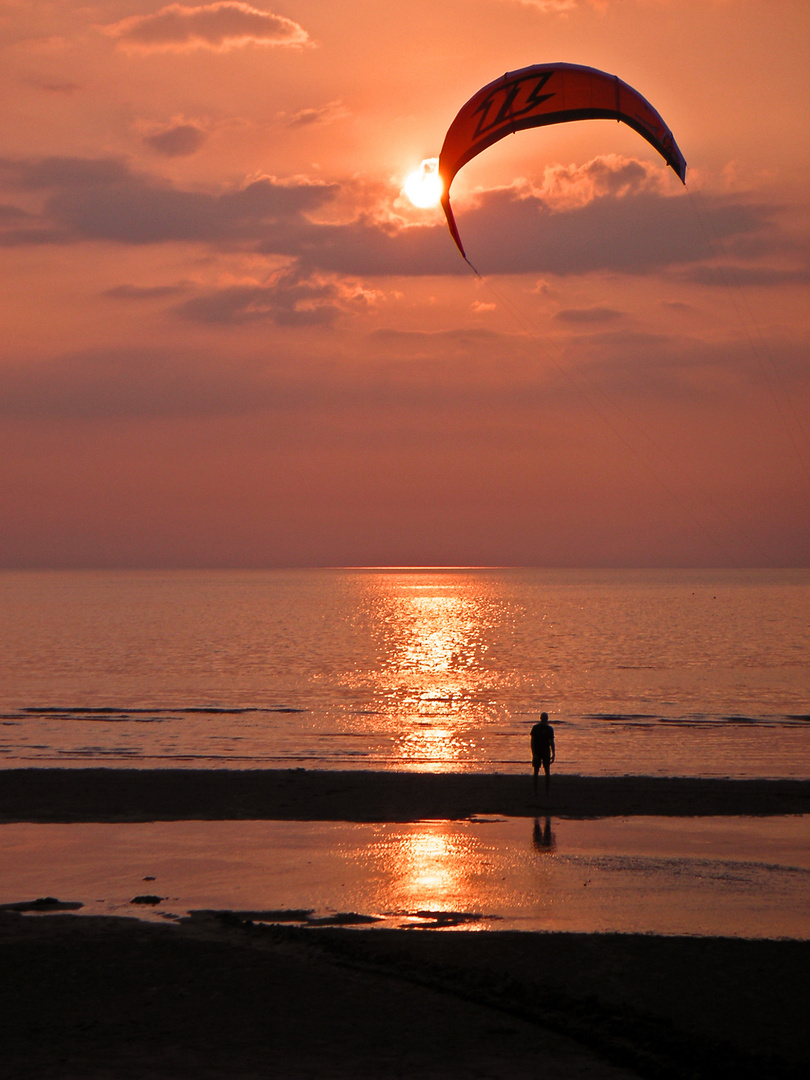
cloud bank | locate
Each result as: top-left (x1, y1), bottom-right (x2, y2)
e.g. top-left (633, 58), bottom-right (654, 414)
top-left (3, 331), bottom-right (806, 422)
top-left (0, 153), bottom-right (798, 285)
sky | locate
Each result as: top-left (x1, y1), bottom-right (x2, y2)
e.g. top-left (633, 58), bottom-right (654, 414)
top-left (1, 0), bottom-right (808, 569)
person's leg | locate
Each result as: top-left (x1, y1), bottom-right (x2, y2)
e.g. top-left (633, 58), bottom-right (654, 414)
top-left (543, 756), bottom-right (551, 794)
top-left (533, 763), bottom-right (539, 798)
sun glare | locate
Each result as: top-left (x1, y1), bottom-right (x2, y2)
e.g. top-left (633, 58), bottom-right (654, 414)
top-left (404, 158), bottom-right (442, 208)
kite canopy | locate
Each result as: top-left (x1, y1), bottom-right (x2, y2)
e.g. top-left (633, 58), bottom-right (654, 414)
top-left (438, 63), bottom-right (687, 260)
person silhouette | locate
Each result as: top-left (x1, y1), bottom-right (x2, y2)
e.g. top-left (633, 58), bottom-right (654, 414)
top-left (530, 712), bottom-right (555, 798)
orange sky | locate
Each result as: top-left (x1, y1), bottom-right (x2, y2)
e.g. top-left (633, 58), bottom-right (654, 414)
top-left (1, 0), bottom-right (808, 567)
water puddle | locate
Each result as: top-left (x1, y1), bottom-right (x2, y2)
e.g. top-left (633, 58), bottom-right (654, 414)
top-left (2, 816), bottom-right (808, 938)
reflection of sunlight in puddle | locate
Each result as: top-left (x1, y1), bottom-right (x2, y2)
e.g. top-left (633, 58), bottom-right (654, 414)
top-left (366, 821), bottom-right (479, 917)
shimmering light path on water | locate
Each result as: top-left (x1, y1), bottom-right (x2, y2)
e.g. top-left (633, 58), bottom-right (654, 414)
top-left (1, 569), bottom-right (808, 777)
top-left (3, 816), bottom-right (808, 939)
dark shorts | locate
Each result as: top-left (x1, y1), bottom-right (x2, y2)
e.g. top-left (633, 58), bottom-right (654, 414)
top-left (532, 754), bottom-right (550, 770)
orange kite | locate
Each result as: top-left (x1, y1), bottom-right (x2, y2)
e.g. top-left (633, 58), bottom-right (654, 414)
top-left (438, 63), bottom-right (687, 260)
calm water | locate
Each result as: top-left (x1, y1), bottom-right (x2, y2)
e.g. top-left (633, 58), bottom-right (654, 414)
top-left (3, 817), bottom-right (809, 938)
top-left (0, 568), bottom-right (808, 778)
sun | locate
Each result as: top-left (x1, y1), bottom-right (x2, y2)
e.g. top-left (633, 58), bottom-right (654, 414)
top-left (403, 158), bottom-right (443, 208)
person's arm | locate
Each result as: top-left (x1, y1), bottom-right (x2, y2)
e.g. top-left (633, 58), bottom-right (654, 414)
top-left (550, 733), bottom-right (556, 764)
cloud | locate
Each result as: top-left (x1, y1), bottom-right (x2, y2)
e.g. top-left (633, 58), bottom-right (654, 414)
top-left (0, 153), bottom-right (794, 282)
top-left (282, 101), bottom-right (348, 128)
top-left (0, 156), bottom-right (336, 246)
top-left (679, 263), bottom-right (810, 287)
top-left (297, 184), bottom-right (773, 279)
top-left (570, 332), bottom-right (810, 416)
top-left (503, 0), bottom-right (606, 11)
top-left (554, 306), bottom-right (624, 323)
top-left (2, 325), bottom-right (806, 429)
top-left (434, 184), bottom-right (777, 277)
top-left (538, 155), bottom-right (665, 210)
top-left (506, 1), bottom-right (579, 13)
top-left (0, 156), bottom-right (132, 190)
top-left (103, 283), bottom-right (192, 301)
top-left (0, 203), bottom-right (33, 223)
top-left (175, 268), bottom-right (374, 326)
top-left (27, 78), bottom-right (83, 95)
top-left (103, 2), bottom-right (310, 54)
top-left (0, 348), bottom-right (275, 420)
top-left (144, 123), bottom-right (208, 158)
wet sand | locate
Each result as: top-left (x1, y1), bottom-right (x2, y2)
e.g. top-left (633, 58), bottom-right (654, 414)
top-left (1, 910), bottom-right (808, 1079)
top-left (2, 767), bottom-right (809, 822)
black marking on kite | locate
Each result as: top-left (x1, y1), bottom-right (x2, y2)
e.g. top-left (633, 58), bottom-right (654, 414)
top-left (472, 71), bottom-right (555, 141)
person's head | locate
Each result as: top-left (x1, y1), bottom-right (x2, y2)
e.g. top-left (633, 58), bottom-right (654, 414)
top-left (540, 712), bottom-right (548, 724)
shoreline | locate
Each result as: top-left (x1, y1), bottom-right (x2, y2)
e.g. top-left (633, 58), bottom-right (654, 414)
top-left (1, 767), bottom-right (808, 822)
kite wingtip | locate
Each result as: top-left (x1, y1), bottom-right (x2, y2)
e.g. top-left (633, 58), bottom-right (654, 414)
top-left (441, 194), bottom-right (468, 261)
top-left (671, 150), bottom-right (687, 185)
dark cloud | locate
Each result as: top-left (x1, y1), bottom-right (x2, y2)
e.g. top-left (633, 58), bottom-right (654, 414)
top-left (0, 153), bottom-right (793, 282)
top-left (144, 123), bottom-right (207, 158)
top-left (437, 187), bottom-right (764, 276)
top-left (566, 330), bottom-right (810, 411)
top-left (0, 203), bottom-right (33, 222)
top-left (45, 174), bottom-right (331, 246)
top-left (0, 349), bottom-right (279, 420)
top-left (369, 327), bottom-right (507, 354)
top-left (0, 156), bottom-right (336, 246)
top-left (365, 325), bottom-right (810, 409)
top-left (29, 79), bottom-right (83, 95)
top-left (283, 101), bottom-right (347, 128)
top-left (1, 329), bottom-right (806, 426)
top-left (0, 341), bottom-right (543, 421)
top-left (175, 270), bottom-right (360, 326)
top-left (554, 306), bottom-right (624, 324)
top-left (103, 3), bottom-right (310, 53)
top-left (680, 263), bottom-right (810, 287)
top-left (284, 186), bottom-right (784, 280)
top-left (103, 283), bottom-right (192, 300)
top-left (0, 156), bottom-right (131, 190)
top-left (281, 216), bottom-right (462, 275)
top-left (660, 300), bottom-right (695, 312)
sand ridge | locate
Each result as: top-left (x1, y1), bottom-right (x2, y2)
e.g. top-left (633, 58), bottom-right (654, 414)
top-left (1, 768), bottom-right (809, 822)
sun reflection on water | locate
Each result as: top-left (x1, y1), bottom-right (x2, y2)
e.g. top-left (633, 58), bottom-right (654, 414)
top-left (366, 820), bottom-right (484, 920)
top-left (352, 573), bottom-right (504, 770)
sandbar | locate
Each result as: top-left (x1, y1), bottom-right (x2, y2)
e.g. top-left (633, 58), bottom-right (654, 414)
top-left (1, 768), bottom-right (808, 823)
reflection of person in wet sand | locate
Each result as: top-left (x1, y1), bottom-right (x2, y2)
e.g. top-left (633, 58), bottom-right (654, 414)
top-left (532, 817), bottom-right (556, 852)
top-left (531, 712), bottom-right (555, 798)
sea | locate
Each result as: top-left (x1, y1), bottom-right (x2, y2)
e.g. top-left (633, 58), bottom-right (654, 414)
top-left (1, 567), bottom-right (808, 779)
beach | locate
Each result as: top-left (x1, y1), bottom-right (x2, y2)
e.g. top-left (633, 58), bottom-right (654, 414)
top-left (2, 768), bottom-right (809, 1077)
top-left (2, 908), bottom-right (808, 1079)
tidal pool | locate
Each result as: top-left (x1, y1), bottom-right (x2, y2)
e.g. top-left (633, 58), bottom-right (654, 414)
top-left (2, 815), bottom-right (808, 938)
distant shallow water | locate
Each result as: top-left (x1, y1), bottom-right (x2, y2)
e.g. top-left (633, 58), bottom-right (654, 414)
top-left (1, 568), bottom-right (808, 778)
top-left (2, 815), bottom-right (808, 939)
